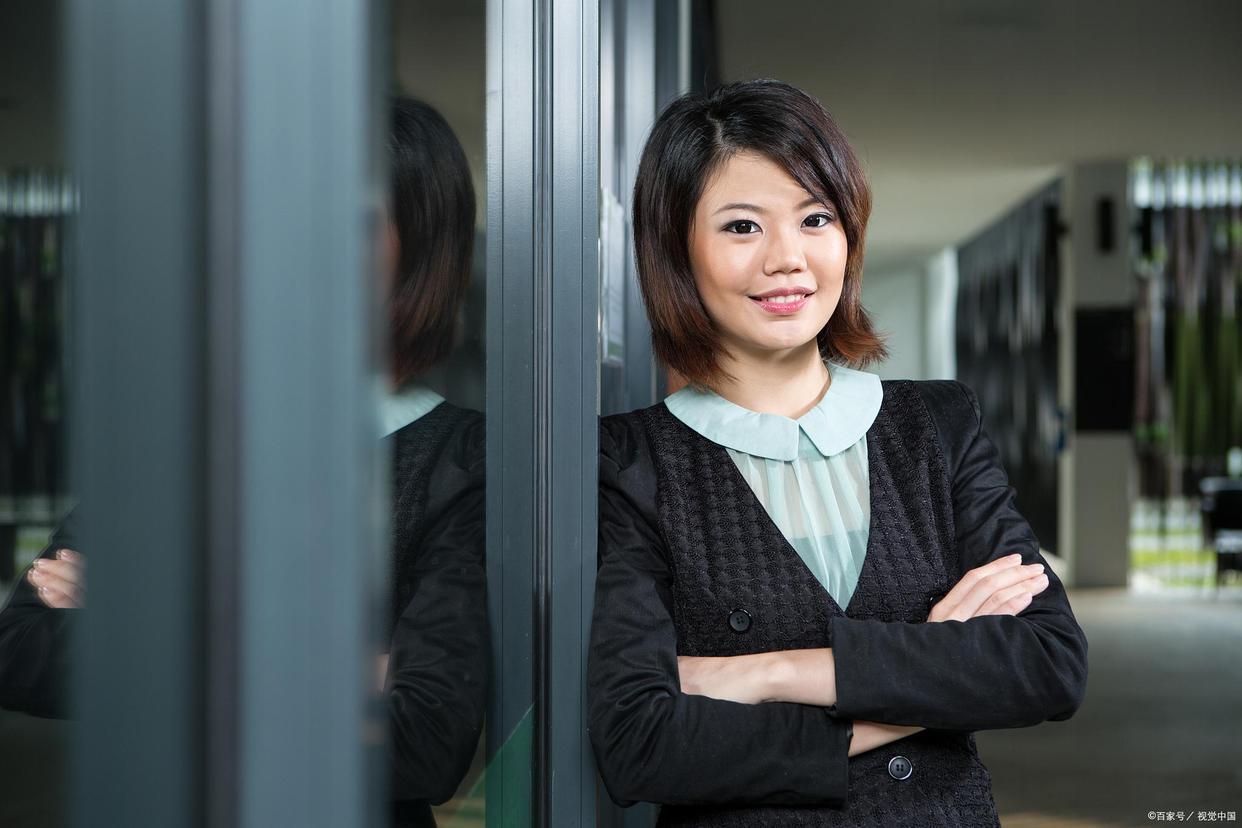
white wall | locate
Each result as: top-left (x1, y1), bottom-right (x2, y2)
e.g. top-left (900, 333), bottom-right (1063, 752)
top-left (862, 266), bottom-right (926, 380)
top-left (1061, 161), bottom-right (1134, 588)
top-left (865, 167), bottom-right (1135, 588)
top-left (923, 247), bottom-right (958, 380)
top-left (861, 246), bottom-right (957, 381)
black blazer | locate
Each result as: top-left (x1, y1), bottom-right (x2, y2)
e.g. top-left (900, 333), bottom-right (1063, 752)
top-left (587, 380), bottom-right (1088, 824)
top-left (0, 404), bottom-right (488, 828)
top-left (386, 402), bottom-right (488, 827)
top-left (0, 511), bottom-right (79, 718)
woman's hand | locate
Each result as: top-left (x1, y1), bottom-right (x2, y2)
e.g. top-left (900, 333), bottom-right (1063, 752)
top-left (678, 653), bottom-right (927, 759)
top-left (677, 554), bottom-right (1049, 708)
top-left (928, 553), bottom-right (1048, 622)
top-left (677, 651), bottom-right (782, 705)
top-left (27, 548), bottom-right (86, 609)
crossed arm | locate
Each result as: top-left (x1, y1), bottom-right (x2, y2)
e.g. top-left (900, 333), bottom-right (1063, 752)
top-left (676, 552), bottom-right (1051, 755)
top-left (0, 514), bottom-right (80, 718)
top-left (586, 494), bottom-right (1066, 807)
top-left (587, 385), bottom-right (1089, 807)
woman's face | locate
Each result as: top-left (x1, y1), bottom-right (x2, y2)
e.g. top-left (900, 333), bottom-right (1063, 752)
top-left (688, 150), bottom-right (847, 363)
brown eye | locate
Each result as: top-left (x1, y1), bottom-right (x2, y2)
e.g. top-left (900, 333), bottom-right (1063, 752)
top-left (724, 220), bottom-right (760, 234)
top-left (803, 213), bottom-right (834, 228)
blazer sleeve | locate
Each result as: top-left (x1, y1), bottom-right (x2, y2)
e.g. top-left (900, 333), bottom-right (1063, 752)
top-left (587, 414), bottom-right (852, 808)
top-left (828, 381), bottom-right (1088, 731)
top-left (387, 417), bottom-right (489, 805)
top-left (0, 512), bottom-right (80, 718)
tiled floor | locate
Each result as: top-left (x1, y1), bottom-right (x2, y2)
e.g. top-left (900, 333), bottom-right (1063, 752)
top-left (980, 587), bottom-right (1242, 828)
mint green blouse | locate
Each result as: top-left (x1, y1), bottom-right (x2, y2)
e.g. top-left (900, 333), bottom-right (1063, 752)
top-left (378, 382), bottom-right (446, 438)
top-left (664, 362), bottom-right (882, 611)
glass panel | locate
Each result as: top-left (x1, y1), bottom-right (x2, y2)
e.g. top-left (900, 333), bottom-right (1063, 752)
top-left (387, 2), bottom-right (493, 826)
top-left (0, 2), bottom-right (72, 824)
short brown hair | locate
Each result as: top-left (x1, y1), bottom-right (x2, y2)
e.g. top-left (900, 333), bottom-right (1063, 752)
top-left (632, 79), bottom-right (886, 388)
top-left (388, 98), bottom-right (476, 386)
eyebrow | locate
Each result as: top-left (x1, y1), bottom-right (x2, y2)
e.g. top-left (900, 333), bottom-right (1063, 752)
top-left (713, 197), bottom-right (827, 216)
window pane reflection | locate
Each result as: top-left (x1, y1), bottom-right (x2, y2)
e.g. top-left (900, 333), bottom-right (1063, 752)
top-left (0, 1), bottom-right (72, 823)
top-left (387, 2), bottom-right (491, 826)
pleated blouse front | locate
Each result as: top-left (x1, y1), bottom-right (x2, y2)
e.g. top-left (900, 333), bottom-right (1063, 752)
top-left (664, 362), bottom-right (883, 611)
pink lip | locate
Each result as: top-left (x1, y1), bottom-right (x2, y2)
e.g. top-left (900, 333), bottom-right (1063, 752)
top-left (751, 295), bottom-right (811, 315)
top-left (750, 287), bottom-right (814, 299)
top-left (749, 287), bottom-right (813, 315)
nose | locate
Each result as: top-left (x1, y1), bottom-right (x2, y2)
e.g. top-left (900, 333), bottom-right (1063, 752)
top-left (763, 225), bottom-right (806, 276)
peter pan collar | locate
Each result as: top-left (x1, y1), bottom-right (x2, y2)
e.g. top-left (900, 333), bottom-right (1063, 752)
top-left (378, 381), bottom-right (445, 438)
top-left (664, 362), bottom-right (882, 461)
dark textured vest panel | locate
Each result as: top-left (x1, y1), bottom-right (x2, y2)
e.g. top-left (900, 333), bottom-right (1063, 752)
top-left (638, 381), bottom-right (1000, 828)
top-left (388, 400), bottom-right (467, 638)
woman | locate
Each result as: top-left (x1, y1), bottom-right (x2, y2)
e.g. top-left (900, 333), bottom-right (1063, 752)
top-left (586, 79), bottom-right (1087, 826)
top-left (0, 98), bottom-right (487, 828)
top-left (381, 97), bottom-right (488, 828)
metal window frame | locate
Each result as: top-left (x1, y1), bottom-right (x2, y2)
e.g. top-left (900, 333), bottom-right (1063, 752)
top-left (486, 0), bottom-right (600, 825)
top-left (227, 2), bottom-right (384, 826)
top-left (67, 2), bottom-right (208, 825)
top-left (68, 0), bottom-right (692, 823)
top-left (69, 1), bottom-right (384, 826)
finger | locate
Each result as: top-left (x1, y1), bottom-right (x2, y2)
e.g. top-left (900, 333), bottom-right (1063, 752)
top-left (32, 578), bottom-right (80, 609)
top-left (28, 568), bottom-right (84, 607)
top-left (958, 569), bottom-right (1047, 620)
top-left (993, 589), bottom-right (1037, 617)
top-left (41, 585), bottom-right (76, 608)
top-left (34, 558), bottom-right (86, 589)
top-left (42, 573), bottom-right (85, 606)
top-left (942, 562), bottom-right (1044, 619)
top-left (1006, 591), bottom-right (1036, 611)
top-left (938, 561), bottom-right (1038, 618)
top-left (976, 574), bottom-right (1048, 616)
top-left (56, 548), bottom-right (84, 563)
top-left (935, 554), bottom-right (1024, 608)
top-left (984, 552), bottom-right (1028, 570)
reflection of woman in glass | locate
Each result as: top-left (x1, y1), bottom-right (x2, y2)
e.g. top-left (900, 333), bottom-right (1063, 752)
top-left (0, 98), bottom-right (487, 828)
top-left (587, 80), bottom-right (1087, 826)
top-left (380, 97), bottom-right (487, 828)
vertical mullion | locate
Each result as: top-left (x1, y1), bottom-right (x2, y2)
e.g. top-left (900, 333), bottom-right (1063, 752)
top-left (622, 0), bottom-right (657, 410)
top-left (232, 1), bottom-right (381, 827)
top-left (205, 0), bottom-right (241, 824)
top-left (68, 1), bottom-right (206, 826)
top-left (486, 0), bottom-right (537, 823)
top-left (545, 0), bottom-right (600, 825)
top-left (489, 0), bottom-right (600, 823)
top-left (533, 0), bottom-right (554, 820)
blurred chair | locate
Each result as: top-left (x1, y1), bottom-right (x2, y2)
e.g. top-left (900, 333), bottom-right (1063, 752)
top-left (1199, 477), bottom-right (1242, 588)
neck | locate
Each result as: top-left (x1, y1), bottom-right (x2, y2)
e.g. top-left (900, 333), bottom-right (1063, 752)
top-left (710, 342), bottom-right (830, 418)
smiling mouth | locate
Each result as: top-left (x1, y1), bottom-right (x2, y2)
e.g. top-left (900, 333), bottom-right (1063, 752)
top-left (749, 292), bottom-right (811, 304)
top-left (748, 291), bottom-right (814, 314)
